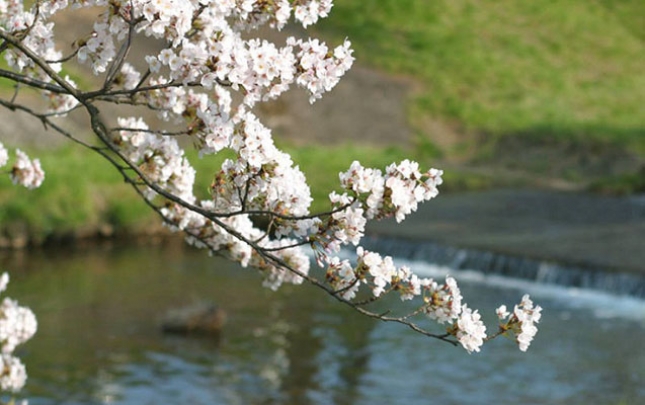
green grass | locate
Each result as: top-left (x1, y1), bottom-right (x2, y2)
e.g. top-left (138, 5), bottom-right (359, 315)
top-left (316, 0), bottom-right (645, 154)
top-left (0, 145), bottom-right (216, 241)
top-left (0, 143), bottom-right (438, 240)
top-left (0, 140), bottom-right (491, 239)
top-left (588, 167), bottom-right (645, 195)
top-left (0, 146), bottom-right (153, 240)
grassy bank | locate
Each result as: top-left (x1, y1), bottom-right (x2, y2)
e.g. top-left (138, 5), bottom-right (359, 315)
top-left (1, 138), bottom-right (637, 246)
top-left (0, 146), bottom-right (152, 244)
top-left (2, 0), bottom-right (644, 241)
top-left (316, 0), bottom-right (645, 156)
top-left (3, 144), bottom-right (486, 244)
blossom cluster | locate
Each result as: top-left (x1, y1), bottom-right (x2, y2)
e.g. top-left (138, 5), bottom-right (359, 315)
top-left (338, 159), bottom-right (443, 222)
top-left (0, 143), bottom-right (44, 190)
top-left (114, 117), bottom-right (195, 202)
top-left (308, 160), bottom-right (443, 261)
top-left (325, 248), bottom-right (488, 352)
top-left (1, 0), bottom-right (63, 81)
top-left (0, 273), bottom-right (37, 393)
top-left (496, 294), bottom-right (543, 351)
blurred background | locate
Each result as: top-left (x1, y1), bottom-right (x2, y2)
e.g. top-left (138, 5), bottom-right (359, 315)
top-left (0, 1), bottom-right (644, 404)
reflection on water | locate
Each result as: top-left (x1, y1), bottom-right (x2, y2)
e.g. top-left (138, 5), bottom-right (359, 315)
top-left (1, 243), bottom-right (644, 404)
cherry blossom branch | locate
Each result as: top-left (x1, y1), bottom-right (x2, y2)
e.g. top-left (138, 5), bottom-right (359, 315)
top-left (0, 31), bottom-right (80, 98)
top-left (68, 98), bottom-right (457, 346)
top-left (0, 2), bottom-right (543, 372)
top-left (0, 68), bottom-right (67, 94)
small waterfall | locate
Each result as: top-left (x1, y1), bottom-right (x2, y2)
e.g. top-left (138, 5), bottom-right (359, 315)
top-left (362, 236), bottom-right (645, 298)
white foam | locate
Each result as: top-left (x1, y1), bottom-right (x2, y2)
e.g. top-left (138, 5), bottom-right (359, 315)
top-left (397, 256), bottom-right (645, 322)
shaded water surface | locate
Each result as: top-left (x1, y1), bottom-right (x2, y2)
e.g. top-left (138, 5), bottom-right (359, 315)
top-left (1, 243), bottom-right (644, 404)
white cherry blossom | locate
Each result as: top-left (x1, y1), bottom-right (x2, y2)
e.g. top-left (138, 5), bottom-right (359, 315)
top-left (456, 305), bottom-right (487, 353)
top-left (0, 273), bottom-right (37, 393)
top-left (0, 143), bottom-right (8, 168)
top-left (10, 150), bottom-right (44, 190)
top-left (513, 295), bottom-right (542, 351)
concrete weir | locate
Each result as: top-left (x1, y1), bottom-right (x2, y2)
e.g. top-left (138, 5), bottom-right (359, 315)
top-left (362, 236), bottom-right (645, 298)
top-left (365, 189), bottom-right (645, 298)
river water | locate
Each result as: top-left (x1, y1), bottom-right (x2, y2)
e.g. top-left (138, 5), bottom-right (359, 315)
top-left (1, 242), bottom-right (644, 404)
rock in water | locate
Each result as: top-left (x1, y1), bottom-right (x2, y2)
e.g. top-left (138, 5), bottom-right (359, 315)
top-left (161, 302), bottom-right (226, 336)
